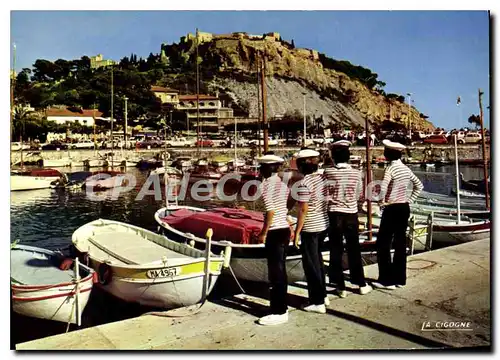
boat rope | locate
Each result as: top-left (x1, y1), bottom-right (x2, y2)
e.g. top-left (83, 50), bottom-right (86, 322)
top-left (140, 300), bottom-right (206, 318)
top-left (228, 264), bottom-right (246, 294)
top-left (65, 284), bottom-right (77, 333)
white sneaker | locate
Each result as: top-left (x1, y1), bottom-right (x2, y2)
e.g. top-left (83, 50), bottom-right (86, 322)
top-left (359, 285), bottom-right (373, 295)
top-left (372, 282), bottom-right (396, 290)
top-left (335, 289), bottom-right (347, 298)
top-left (258, 312), bottom-right (289, 326)
top-left (302, 304), bottom-right (326, 314)
top-left (396, 284), bottom-right (405, 288)
top-left (324, 296), bottom-right (330, 306)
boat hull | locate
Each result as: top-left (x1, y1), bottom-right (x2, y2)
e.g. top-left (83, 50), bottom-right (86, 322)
top-left (431, 221), bottom-right (491, 246)
top-left (11, 245), bottom-right (94, 324)
top-left (12, 280), bottom-right (93, 324)
top-left (155, 207), bottom-right (381, 283)
top-left (11, 175), bottom-right (59, 191)
top-left (72, 219), bottom-right (226, 309)
top-left (91, 259), bottom-right (220, 308)
top-left (84, 159), bottom-right (108, 168)
top-left (43, 158), bottom-right (72, 167)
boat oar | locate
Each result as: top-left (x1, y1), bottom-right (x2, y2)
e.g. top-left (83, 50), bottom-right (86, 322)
top-left (201, 228), bottom-right (213, 302)
top-left (74, 257), bottom-right (81, 327)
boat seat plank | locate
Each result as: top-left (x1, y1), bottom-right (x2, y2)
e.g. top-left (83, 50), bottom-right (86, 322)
top-left (11, 250), bottom-right (74, 286)
top-left (89, 230), bottom-right (190, 265)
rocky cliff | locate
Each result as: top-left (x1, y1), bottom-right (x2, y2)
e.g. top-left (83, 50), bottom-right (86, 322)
top-left (161, 32), bottom-right (435, 130)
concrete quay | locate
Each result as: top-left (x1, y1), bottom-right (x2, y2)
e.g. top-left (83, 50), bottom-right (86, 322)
top-left (11, 143), bottom-right (490, 165)
top-left (16, 239), bottom-right (490, 350)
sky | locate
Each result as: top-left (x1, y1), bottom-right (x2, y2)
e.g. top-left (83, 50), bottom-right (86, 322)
top-left (10, 10), bottom-right (490, 129)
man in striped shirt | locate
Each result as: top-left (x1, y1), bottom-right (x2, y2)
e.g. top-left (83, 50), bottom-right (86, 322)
top-left (256, 153), bottom-right (291, 326)
top-left (325, 140), bottom-right (372, 297)
top-left (289, 149), bottom-right (329, 314)
top-left (372, 140), bottom-right (424, 290)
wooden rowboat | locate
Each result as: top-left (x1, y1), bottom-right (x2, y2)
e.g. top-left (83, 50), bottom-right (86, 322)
top-left (72, 219), bottom-right (230, 309)
top-left (11, 244), bottom-right (94, 325)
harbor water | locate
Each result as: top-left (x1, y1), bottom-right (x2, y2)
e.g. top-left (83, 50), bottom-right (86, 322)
top-left (10, 164), bottom-right (487, 347)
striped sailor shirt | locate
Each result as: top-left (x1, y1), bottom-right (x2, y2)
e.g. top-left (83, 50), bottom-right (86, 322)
top-left (296, 172), bottom-right (329, 233)
top-left (381, 159), bottom-right (424, 205)
top-left (260, 174), bottom-right (290, 230)
top-left (324, 163), bottom-right (363, 214)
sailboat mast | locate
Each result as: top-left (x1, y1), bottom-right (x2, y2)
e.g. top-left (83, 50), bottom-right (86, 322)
top-left (260, 55), bottom-right (269, 153)
top-left (478, 89), bottom-right (490, 210)
top-left (234, 117), bottom-right (237, 163)
top-left (453, 134), bottom-right (461, 224)
top-left (365, 117), bottom-right (372, 241)
top-left (110, 66), bottom-right (114, 167)
top-left (10, 43), bottom-right (16, 167)
top-left (196, 28), bottom-right (200, 154)
top-left (256, 52), bottom-right (262, 157)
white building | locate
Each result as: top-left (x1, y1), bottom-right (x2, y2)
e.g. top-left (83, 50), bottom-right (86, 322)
top-left (45, 107), bottom-right (102, 127)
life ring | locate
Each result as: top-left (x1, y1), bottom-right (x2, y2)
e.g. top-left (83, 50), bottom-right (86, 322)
top-left (98, 262), bottom-right (112, 285)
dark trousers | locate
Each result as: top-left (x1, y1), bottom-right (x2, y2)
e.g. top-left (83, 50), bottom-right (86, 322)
top-left (376, 203), bottom-right (411, 286)
top-left (265, 227), bottom-right (291, 315)
top-left (300, 230), bottom-right (327, 305)
top-left (328, 212), bottom-right (367, 290)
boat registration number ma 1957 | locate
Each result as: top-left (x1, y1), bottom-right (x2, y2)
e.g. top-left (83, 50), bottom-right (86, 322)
top-left (146, 267), bottom-right (180, 279)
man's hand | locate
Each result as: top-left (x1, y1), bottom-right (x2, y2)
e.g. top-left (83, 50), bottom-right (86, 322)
top-left (294, 233), bottom-right (300, 249)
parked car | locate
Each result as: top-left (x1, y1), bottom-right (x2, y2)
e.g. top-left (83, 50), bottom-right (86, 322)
top-left (423, 135), bottom-right (448, 145)
top-left (71, 140), bottom-right (96, 149)
top-left (248, 137), bottom-right (279, 146)
top-left (137, 137), bottom-right (163, 149)
top-left (41, 141), bottom-right (69, 150)
top-left (11, 142), bottom-right (31, 151)
top-left (464, 132), bottom-right (482, 144)
top-left (195, 139), bottom-right (214, 147)
top-left (448, 131), bottom-right (466, 144)
top-left (164, 137), bottom-right (195, 147)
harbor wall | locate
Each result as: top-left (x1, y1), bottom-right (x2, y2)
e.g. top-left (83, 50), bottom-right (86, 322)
top-left (11, 144), bottom-right (490, 165)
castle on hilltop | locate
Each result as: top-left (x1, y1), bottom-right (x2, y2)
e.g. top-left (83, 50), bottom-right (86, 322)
top-left (177, 31), bottom-right (319, 61)
top-left (180, 31), bottom-right (282, 44)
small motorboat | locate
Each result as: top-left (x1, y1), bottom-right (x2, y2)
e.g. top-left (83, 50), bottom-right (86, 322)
top-left (71, 219), bottom-right (230, 308)
top-left (11, 244), bottom-right (94, 325)
top-left (51, 171), bottom-right (94, 190)
top-left (11, 168), bottom-right (64, 191)
top-left (84, 170), bottom-right (127, 191)
top-left (84, 158), bottom-right (109, 168)
top-left (41, 158), bottom-right (73, 168)
top-left (188, 160), bottom-right (223, 184)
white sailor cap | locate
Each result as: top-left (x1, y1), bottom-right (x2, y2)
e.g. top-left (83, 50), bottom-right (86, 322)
top-left (331, 140), bottom-right (352, 147)
top-left (256, 154), bottom-right (285, 164)
top-left (293, 149), bottom-right (320, 159)
top-left (382, 139), bottom-right (406, 151)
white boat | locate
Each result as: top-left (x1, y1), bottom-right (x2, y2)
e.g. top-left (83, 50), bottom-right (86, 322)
top-left (154, 206), bottom-right (404, 283)
top-left (70, 160), bottom-right (87, 167)
top-left (11, 244), bottom-right (94, 325)
top-left (429, 218), bottom-right (491, 248)
top-left (11, 169), bottom-right (63, 191)
top-left (71, 219), bottom-right (229, 308)
top-left (149, 166), bottom-right (183, 177)
top-left (84, 159), bottom-right (108, 168)
top-left (84, 171), bottom-right (127, 191)
top-left (42, 158), bottom-right (72, 168)
top-left (366, 203), bottom-right (490, 251)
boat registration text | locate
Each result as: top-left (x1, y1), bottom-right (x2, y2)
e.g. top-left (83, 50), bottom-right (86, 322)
top-left (146, 267), bottom-right (180, 279)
